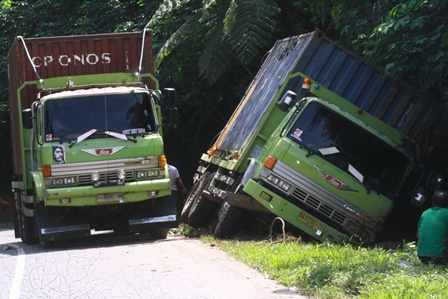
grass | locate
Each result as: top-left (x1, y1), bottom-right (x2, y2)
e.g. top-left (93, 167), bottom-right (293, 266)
top-left (199, 234), bottom-right (448, 299)
top-left (0, 221), bottom-right (13, 229)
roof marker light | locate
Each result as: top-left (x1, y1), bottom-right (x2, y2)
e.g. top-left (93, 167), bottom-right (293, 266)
top-left (302, 78), bottom-right (311, 90)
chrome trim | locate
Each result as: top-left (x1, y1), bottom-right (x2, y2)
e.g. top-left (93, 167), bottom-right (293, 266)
top-left (40, 224), bottom-right (90, 235)
top-left (45, 157), bottom-right (164, 187)
top-left (129, 214), bottom-right (177, 225)
top-left (260, 160), bottom-right (378, 232)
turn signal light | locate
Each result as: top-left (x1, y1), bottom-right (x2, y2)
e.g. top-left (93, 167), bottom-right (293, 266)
top-left (42, 165), bottom-right (51, 177)
top-left (264, 156), bottom-right (277, 170)
top-left (207, 146), bottom-right (216, 156)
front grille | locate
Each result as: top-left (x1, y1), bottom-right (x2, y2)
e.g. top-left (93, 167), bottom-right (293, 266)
top-left (78, 171), bottom-right (134, 185)
top-left (259, 160), bottom-right (379, 242)
top-left (45, 157), bottom-right (162, 188)
top-left (291, 185), bottom-right (348, 226)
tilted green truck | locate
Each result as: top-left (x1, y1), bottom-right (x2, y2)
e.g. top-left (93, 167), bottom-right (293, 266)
top-left (182, 30), bottom-right (444, 244)
top-left (8, 30), bottom-right (179, 246)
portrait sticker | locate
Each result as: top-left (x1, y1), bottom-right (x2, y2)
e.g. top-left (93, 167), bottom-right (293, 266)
top-left (53, 145), bottom-right (66, 164)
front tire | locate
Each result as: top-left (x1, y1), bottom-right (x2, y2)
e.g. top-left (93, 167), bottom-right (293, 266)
top-left (151, 228), bottom-right (169, 240)
top-left (20, 213), bottom-right (36, 245)
top-left (213, 201), bottom-right (244, 239)
top-left (187, 173), bottom-right (219, 228)
top-left (180, 172), bottom-right (211, 223)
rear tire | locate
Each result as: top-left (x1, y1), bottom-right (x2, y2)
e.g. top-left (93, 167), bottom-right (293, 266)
top-left (187, 173), bottom-right (219, 228)
top-left (21, 213), bottom-right (36, 245)
top-left (214, 201), bottom-right (244, 239)
top-left (180, 172), bottom-right (210, 223)
top-left (151, 228), bottom-right (169, 240)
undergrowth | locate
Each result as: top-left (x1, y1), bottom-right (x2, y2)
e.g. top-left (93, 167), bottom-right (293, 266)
top-left (200, 234), bottom-right (448, 299)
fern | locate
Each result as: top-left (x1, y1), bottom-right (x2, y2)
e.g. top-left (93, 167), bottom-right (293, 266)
top-left (145, 0), bottom-right (183, 28)
top-left (146, 0), bottom-right (205, 69)
top-left (154, 15), bottom-right (201, 69)
top-left (198, 25), bottom-right (233, 83)
top-left (224, 0), bottom-right (279, 64)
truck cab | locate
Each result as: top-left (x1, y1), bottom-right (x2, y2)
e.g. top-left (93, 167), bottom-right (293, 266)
top-left (242, 90), bottom-right (412, 243)
top-left (8, 31), bottom-right (178, 246)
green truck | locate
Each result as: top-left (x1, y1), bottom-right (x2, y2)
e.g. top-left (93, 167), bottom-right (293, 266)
top-left (182, 30), bottom-right (444, 244)
top-left (7, 30), bottom-right (178, 246)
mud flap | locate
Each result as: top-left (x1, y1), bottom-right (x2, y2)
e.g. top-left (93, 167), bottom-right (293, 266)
top-left (35, 203), bottom-right (91, 243)
top-left (128, 196), bottom-right (178, 233)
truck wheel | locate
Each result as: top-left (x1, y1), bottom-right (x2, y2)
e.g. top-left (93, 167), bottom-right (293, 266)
top-left (187, 173), bottom-right (219, 228)
top-left (151, 228), bottom-right (169, 240)
top-left (214, 201), bottom-right (244, 239)
top-left (180, 172), bottom-right (211, 223)
top-left (13, 209), bottom-right (20, 238)
top-left (20, 213), bottom-right (36, 245)
top-left (40, 240), bottom-right (52, 249)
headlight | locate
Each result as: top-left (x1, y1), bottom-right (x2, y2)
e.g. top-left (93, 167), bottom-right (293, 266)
top-left (52, 178), bottom-right (64, 185)
top-left (91, 171), bottom-right (100, 182)
top-left (52, 176), bottom-right (76, 186)
top-left (278, 180), bottom-right (291, 192)
top-left (136, 170), bottom-right (147, 178)
top-left (136, 169), bottom-right (160, 179)
top-left (147, 170), bottom-right (158, 176)
top-left (267, 174), bottom-right (280, 184)
top-left (117, 169), bottom-right (126, 180)
top-left (64, 177), bottom-right (76, 184)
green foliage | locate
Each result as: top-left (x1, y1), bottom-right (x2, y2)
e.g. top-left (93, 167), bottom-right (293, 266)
top-left (330, 0), bottom-right (394, 49)
top-left (0, 222), bottom-right (13, 229)
top-left (151, 0), bottom-right (280, 83)
top-left (224, 0), bottom-right (278, 65)
top-left (363, 0), bottom-right (448, 95)
top-left (209, 237), bottom-right (448, 299)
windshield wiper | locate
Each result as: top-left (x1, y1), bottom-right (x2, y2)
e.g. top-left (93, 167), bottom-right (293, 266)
top-left (70, 129), bottom-right (98, 148)
top-left (105, 130), bottom-right (137, 143)
top-left (69, 129), bottom-right (137, 148)
top-left (348, 164), bottom-right (375, 195)
top-left (318, 147), bottom-right (340, 156)
top-left (306, 146), bottom-right (340, 158)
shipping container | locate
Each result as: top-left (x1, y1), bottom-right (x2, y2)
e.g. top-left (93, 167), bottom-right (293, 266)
top-left (215, 30), bottom-right (443, 159)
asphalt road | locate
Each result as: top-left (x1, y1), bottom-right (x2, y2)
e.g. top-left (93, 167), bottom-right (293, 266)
top-left (0, 229), bottom-right (307, 299)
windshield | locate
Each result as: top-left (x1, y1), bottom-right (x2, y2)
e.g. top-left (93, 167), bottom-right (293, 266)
top-left (287, 101), bottom-right (408, 198)
top-left (44, 92), bottom-right (156, 142)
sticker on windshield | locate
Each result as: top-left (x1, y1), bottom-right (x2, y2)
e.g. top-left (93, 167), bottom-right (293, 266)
top-left (122, 128), bottom-right (146, 135)
top-left (291, 128), bottom-right (303, 140)
top-left (53, 145), bottom-right (66, 164)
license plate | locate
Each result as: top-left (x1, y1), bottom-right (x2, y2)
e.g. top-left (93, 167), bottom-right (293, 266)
top-left (97, 193), bottom-right (123, 203)
top-left (297, 212), bottom-right (325, 232)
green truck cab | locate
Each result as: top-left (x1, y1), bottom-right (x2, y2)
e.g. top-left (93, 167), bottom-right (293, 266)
top-left (8, 31), bottom-right (178, 246)
top-left (241, 77), bottom-right (413, 243)
top-left (182, 30), bottom-right (443, 243)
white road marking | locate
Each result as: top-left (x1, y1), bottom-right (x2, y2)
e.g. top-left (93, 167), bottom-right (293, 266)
top-left (8, 244), bottom-right (25, 299)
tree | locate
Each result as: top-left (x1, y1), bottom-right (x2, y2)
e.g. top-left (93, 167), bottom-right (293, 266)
top-left (366, 0), bottom-right (448, 98)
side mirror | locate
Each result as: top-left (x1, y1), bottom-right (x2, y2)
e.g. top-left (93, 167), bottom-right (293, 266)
top-left (165, 107), bottom-right (178, 125)
top-left (426, 170), bottom-right (444, 191)
top-left (410, 187), bottom-right (429, 208)
top-left (278, 90), bottom-right (297, 112)
top-left (410, 157), bottom-right (424, 172)
top-left (22, 109), bottom-right (33, 129)
top-left (163, 88), bottom-right (176, 107)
